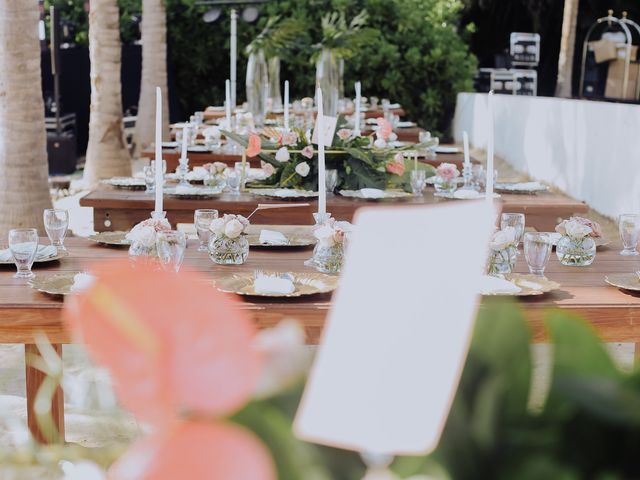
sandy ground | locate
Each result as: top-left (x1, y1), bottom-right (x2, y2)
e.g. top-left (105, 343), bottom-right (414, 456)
top-left (0, 153), bottom-right (631, 448)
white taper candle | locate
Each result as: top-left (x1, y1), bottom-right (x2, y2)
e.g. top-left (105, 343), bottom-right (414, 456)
top-left (485, 92), bottom-right (494, 204)
top-left (317, 88), bottom-right (326, 216)
top-left (463, 131), bottom-right (470, 169)
top-left (154, 86), bottom-right (163, 214)
top-left (284, 80), bottom-right (290, 132)
top-left (225, 79), bottom-right (232, 130)
top-left (354, 81), bottom-right (361, 136)
top-left (180, 122), bottom-right (189, 162)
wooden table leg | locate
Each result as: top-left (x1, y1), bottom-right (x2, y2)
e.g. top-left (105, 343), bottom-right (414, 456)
top-left (25, 344), bottom-right (65, 443)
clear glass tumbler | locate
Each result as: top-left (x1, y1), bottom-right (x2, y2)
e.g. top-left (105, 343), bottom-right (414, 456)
top-left (194, 209), bottom-right (218, 252)
top-left (410, 170), bottom-right (426, 196)
top-left (156, 230), bottom-right (187, 273)
top-left (524, 232), bottom-right (552, 276)
top-left (619, 213), bottom-right (640, 256)
top-left (9, 228), bottom-right (39, 279)
top-left (43, 209), bottom-right (69, 251)
top-left (226, 170), bottom-right (242, 194)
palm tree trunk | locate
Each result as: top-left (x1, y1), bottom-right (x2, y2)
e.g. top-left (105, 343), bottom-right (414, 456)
top-left (83, 0), bottom-right (131, 186)
top-left (556, 0), bottom-right (580, 97)
top-left (134, 0), bottom-right (170, 159)
top-left (0, 0), bottom-right (52, 235)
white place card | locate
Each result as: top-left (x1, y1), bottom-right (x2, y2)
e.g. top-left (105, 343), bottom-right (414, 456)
top-left (312, 114), bottom-right (338, 146)
top-left (294, 201), bottom-right (497, 456)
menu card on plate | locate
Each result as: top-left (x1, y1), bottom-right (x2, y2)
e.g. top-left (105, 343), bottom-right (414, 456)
top-left (312, 114), bottom-right (338, 146)
top-left (295, 201), bottom-right (496, 456)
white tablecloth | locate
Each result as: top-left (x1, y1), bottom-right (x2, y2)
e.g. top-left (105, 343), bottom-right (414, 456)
top-left (453, 92), bottom-right (640, 219)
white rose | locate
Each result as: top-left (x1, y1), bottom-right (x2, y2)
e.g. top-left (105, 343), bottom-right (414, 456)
top-left (224, 219), bottom-right (244, 238)
top-left (373, 138), bottom-right (387, 149)
top-left (126, 224), bottom-right (157, 248)
top-left (314, 225), bottom-right (336, 247)
top-left (490, 226), bottom-right (516, 251)
top-left (564, 220), bottom-right (592, 239)
top-left (295, 162), bottom-right (310, 177)
top-left (209, 217), bottom-right (226, 236)
top-left (275, 147), bottom-right (290, 163)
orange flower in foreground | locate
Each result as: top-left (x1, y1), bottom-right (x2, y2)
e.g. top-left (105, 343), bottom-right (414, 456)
top-left (64, 260), bottom-right (275, 479)
top-left (386, 160), bottom-right (405, 176)
top-left (247, 133), bottom-right (262, 157)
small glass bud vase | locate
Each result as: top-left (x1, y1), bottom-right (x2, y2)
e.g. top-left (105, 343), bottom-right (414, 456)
top-left (128, 211), bottom-right (168, 258)
top-left (310, 242), bottom-right (344, 274)
top-left (487, 246), bottom-right (517, 276)
top-left (556, 235), bottom-right (596, 266)
top-left (434, 176), bottom-right (458, 194)
top-left (208, 235), bottom-right (249, 265)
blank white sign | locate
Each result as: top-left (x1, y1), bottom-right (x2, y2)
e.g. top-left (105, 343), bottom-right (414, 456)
top-left (294, 201), bottom-right (496, 456)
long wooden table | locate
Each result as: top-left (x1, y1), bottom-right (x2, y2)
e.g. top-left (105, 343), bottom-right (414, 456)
top-left (144, 145), bottom-right (472, 173)
top-left (81, 188), bottom-right (589, 233)
top-left (2, 237), bottom-right (640, 443)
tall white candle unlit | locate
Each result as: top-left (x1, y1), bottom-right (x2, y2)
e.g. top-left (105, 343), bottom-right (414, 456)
top-left (284, 80), bottom-right (290, 132)
top-left (154, 87), bottom-right (163, 214)
top-left (354, 81), bottom-right (361, 136)
top-left (180, 123), bottom-right (189, 162)
top-left (317, 88), bottom-right (326, 216)
top-left (485, 92), bottom-right (494, 204)
top-left (462, 131), bottom-right (470, 169)
top-left (225, 79), bottom-right (232, 130)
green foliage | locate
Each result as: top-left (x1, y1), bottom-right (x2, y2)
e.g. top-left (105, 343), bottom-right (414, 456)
top-left (49, 0), bottom-right (475, 138)
top-left (246, 16), bottom-right (309, 58)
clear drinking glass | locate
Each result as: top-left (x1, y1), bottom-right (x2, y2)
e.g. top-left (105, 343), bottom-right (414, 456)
top-left (326, 169), bottom-right (338, 192)
top-left (156, 230), bottom-right (187, 273)
top-left (619, 213), bottom-right (640, 256)
top-left (43, 209), bottom-right (68, 251)
top-left (410, 170), bottom-right (426, 196)
top-left (501, 213), bottom-right (526, 248)
top-left (226, 170), bottom-right (242, 194)
top-left (524, 232), bottom-right (552, 276)
top-left (9, 228), bottom-right (39, 279)
top-left (194, 209), bottom-right (218, 252)
top-left (143, 165), bottom-right (155, 192)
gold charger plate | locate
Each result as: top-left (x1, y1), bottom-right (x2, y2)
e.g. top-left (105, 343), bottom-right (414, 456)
top-left (248, 188), bottom-right (319, 200)
top-left (88, 231), bottom-right (131, 246)
top-left (0, 249), bottom-right (68, 265)
top-left (605, 273), bottom-right (640, 291)
top-left (29, 272), bottom-right (78, 296)
top-left (214, 271), bottom-right (338, 297)
top-left (483, 274), bottom-right (560, 297)
top-left (167, 187), bottom-right (224, 200)
top-left (338, 189), bottom-right (412, 200)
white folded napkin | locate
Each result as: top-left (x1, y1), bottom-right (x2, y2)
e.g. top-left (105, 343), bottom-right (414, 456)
top-left (259, 230), bottom-right (289, 246)
top-left (360, 188), bottom-right (386, 199)
top-left (254, 274), bottom-right (295, 295)
top-left (0, 244), bottom-right (57, 262)
top-left (71, 273), bottom-right (96, 293)
top-left (274, 189), bottom-right (301, 198)
top-left (516, 279), bottom-right (542, 290)
top-left (435, 146), bottom-right (460, 154)
top-left (175, 185), bottom-right (199, 195)
top-left (479, 275), bottom-right (522, 295)
top-left (453, 189), bottom-right (482, 200)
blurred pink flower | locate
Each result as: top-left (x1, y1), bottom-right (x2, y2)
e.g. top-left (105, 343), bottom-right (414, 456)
top-left (247, 134), bottom-right (262, 157)
top-left (301, 145), bottom-right (314, 159)
top-left (436, 163), bottom-right (460, 182)
top-left (386, 159), bottom-right (405, 176)
top-left (376, 118), bottom-right (393, 140)
top-left (337, 128), bottom-right (353, 141)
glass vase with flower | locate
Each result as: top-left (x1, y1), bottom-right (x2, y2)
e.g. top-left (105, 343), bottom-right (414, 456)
top-left (208, 214), bottom-right (250, 265)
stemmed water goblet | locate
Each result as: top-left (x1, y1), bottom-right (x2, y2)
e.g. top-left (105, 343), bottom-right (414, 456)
top-left (43, 209), bottom-right (69, 252)
top-left (156, 230), bottom-right (187, 273)
top-left (619, 213), bottom-right (640, 256)
top-left (8, 228), bottom-right (38, 279)
top-left (194, 209), bottom-right (218, 252)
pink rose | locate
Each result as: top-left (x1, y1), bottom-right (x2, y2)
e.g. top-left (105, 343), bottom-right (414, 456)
top-left (261, 161), bottom-right (275, 177)
top-left (279, 131), bottom-right (299, 146)
top-left (386, 159), bottom-right (405, 176)
top-left (337, 129), bottom-right (353, 141)
top-left (301, 145), bottom-right (314, 159)
top-left (571, 217), bottom-right (602, 238)
top-left (436, 163), bottom-right (460, 182)
top-left (333, 228), bottom-right (345, 244)
top-left (376, 118), bottom-right (393, 141)
top-left (246, 133), bottom-right (261, 157)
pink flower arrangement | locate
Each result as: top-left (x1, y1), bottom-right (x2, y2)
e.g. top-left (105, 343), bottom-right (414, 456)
top-left (313, 219), bottom-right (352, 248)
top-left (301, 145), bottom-right (314, 159)
top-left (278, 131), bottom-right (298, 147)
top-left (375, 118), bottom-right (393, 141)
top-left (246, 133), bottom-right (262, 157)
top-left (436, 163), bottom-right (460, 182)
top-left (203, 162), bottom-right (227, 175)
top-left (261, 161), bottom-right (275, 177)
top-left (556, 217), bottom-right (602, 239)
top-left (386, 155), bottom-right (406, 176)
top-left (337, 128), bottom-right (353, 141)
